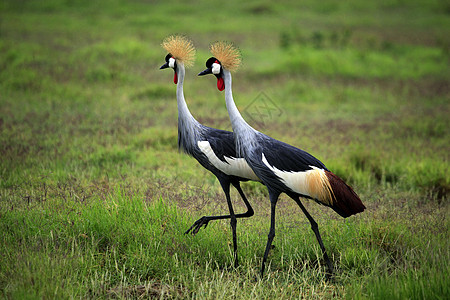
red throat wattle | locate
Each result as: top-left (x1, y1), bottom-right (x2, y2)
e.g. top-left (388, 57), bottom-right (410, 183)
top-left (173, 70), bottom-right (178, 84)
top-left (217, 77), bottom-right (225, 91)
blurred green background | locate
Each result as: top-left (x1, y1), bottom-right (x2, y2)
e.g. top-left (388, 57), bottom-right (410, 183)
top-left (1, 0), bottom-right (449, 298)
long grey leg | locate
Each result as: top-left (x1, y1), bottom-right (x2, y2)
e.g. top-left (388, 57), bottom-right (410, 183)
top-left (294, 198), bottom-right (334, 276)
top-left (231, 181), bottom-right (254, 218)
top-left (185, 181), bottom-right (254, 235)
top-left (260, 190), bottom-right (280, 277)
top-left (185, 180), bottom-right (254, 268)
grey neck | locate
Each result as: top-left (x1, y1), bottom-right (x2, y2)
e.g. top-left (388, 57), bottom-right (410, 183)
top-left (176, 63), bottom-right (202, 152)
top-left (224, 70), bottom-right (252, 132)
top-left (176, 63), bottom-right (196, 123)
top-left (223, 69), bottom-right (257, 155)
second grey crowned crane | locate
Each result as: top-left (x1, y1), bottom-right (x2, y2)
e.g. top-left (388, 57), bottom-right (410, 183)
top-left (199, 41), bottom-right (366, 277)
top-left (159, 36), bottom-right (261, 266)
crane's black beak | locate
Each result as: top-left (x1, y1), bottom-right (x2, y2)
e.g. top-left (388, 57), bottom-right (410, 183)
top-left (198, 68), bottom-right (212, 76)
top-left (159, 62), bottom-right (169, 69)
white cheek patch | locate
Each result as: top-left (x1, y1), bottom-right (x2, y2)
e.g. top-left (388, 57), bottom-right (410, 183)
top-left (212, 63), bottom-right (221, 75)
top-left (198, 141), bottom-right (260, 181)
top-left (169, 57), bottom-right (176, 68)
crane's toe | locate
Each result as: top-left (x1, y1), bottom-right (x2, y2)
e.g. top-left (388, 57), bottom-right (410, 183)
top-left (184, 216), bottom-right (210, 235)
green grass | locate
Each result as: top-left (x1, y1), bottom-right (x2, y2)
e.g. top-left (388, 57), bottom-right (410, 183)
top-left (1, 0), bottom-right (449, 298)
top-left (1, 189), bottom-right (448, 298)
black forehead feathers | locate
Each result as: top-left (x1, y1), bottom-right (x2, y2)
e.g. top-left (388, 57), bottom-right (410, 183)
top-left (165, 53), bottom-right (173, 62)
top-left (206, 57), bottom-right (220, 68)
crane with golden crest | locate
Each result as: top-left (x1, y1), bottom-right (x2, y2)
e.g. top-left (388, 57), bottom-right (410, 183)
top-left (199, 41), bottom-right (366, 276)
top-left (159, 35), bottom-right (262, 267)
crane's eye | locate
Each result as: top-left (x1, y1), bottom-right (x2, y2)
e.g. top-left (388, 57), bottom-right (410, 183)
top-left (212, 62), bottom-right (221, 75)
top-left (168, 57), bottom-right (176, 68)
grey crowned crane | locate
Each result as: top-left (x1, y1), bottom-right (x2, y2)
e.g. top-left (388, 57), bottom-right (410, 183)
top-left (199, 42), bottom-right (366, 276)
top-left (159, 36), bottom-right (261, 266)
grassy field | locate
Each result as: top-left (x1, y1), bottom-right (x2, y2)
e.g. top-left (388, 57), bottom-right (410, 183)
top-left (1, 0), bottom-right (449, 298)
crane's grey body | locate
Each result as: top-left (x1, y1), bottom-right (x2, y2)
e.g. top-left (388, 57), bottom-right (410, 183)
top-left (199, 48), bottom-right (364, 277)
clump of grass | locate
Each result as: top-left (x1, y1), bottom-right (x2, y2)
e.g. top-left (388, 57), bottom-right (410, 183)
top-left (406, 158), bottom-right (449, 200)
top-left (0, 189), bottom-right (189, 298)
top-left (347, 256), bottom-right (449, 300)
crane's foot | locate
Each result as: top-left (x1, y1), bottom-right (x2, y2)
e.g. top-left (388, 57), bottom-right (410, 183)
top-left (184, 216), bottom-right (210, 235)
top-left (324, 269), bottom-right (334, 282)
top-left (323, 262), bottom-right (334, 281)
